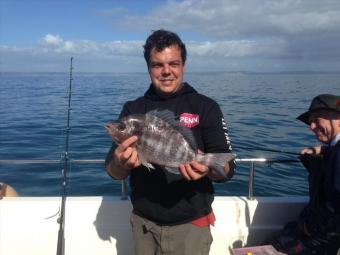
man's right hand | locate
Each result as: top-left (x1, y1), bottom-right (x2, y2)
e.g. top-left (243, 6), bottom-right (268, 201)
top-left (114, 136), bottom-right (141, 170)
top-left (300, 145), bottom-right (322, 155)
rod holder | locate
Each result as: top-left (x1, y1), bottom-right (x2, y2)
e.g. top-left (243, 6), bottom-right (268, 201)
top-left (121, 179), bottom-right (128, 200)
top-left (248, 161), bottom-right (255, 200)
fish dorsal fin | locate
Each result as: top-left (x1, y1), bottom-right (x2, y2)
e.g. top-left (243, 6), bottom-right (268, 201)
top-left (147, 109), bottom-right (198, 151)
top-left (147, 109), bottom-right (176, 125)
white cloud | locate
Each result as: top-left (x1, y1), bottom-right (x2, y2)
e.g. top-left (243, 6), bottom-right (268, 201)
top-left (3, 34), bottom-right (286, 61)
top-left (2, 0), bottom-right (340, 72)
top-left (108, 0), bottom-right (340, 70)
top-left (0, 35), bottom-right (147, 72)
top-left (118, 0), bottom-right (340, 39)
top-left (188, 39), bottom-right (287, 58)
top-left (40, 34), bottom-right (64, 46)
top-left (35, 34), bottom-right (143, 56)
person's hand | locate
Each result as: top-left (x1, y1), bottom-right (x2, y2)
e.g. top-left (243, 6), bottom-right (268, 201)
top-left (179, 161), bottom-right (209, 181)
top-left (114, 136), bottom-right (141, 170)
top-left (300, 145), bottom-right (322, 155)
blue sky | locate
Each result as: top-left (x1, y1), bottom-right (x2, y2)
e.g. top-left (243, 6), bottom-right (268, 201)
top-left (1, 0), bottom-right (340, 72)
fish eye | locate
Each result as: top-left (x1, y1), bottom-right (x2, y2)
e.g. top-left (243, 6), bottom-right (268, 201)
top-left (117, 123), bottom-right (126, 131)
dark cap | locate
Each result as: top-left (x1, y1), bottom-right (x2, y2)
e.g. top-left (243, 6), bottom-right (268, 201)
top-left (297, 94), bottom-right (340, 125)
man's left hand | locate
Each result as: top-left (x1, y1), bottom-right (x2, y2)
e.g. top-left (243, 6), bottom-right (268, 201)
top-left (179, 161), bottom-right (209, 181)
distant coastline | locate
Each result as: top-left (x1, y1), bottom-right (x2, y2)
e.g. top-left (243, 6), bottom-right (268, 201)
top-left (1, 70), bottom-right (340, 75)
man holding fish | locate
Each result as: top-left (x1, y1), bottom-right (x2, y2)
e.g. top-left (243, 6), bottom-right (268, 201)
top-left (105, 29), bottom-right (235, 255)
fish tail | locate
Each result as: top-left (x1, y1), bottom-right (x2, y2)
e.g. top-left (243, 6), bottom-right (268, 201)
top-left (196, 153), bottom-right (236, 177)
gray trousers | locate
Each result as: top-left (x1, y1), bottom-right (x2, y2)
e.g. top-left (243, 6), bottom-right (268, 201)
top-left (130, 213), bottom-right (213, 255)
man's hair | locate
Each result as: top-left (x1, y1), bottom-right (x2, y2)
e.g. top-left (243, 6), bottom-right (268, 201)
top-left (143, 29), bottom-right (187, 67)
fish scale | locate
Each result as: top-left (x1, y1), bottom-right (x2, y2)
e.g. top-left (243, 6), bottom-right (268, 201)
top-left (106, 110), bottom-right (235, 177)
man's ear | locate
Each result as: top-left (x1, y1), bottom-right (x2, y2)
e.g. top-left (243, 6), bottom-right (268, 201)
top-left (336, 119), bottom-right (340, 128)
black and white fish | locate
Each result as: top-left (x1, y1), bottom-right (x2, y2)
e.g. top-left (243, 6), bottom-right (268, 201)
top-left (106, 110), bottom-right (235, 177)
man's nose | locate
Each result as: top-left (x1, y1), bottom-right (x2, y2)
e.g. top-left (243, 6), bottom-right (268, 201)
top-left (310, 122), bottom-right (316, 130)
top-left (162, 64), bottom-right (170, 74)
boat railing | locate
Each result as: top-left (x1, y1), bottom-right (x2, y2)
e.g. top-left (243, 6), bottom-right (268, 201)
top-left (0, 157), bottom-right (300, 200)
top-left (235, 158), bottom-right (300, 200)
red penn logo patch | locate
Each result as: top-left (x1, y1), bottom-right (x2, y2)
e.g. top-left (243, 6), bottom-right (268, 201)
top-left (179, 113), bottom-right (200, 128)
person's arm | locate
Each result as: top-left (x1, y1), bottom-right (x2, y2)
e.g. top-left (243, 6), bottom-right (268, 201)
top-left (333, 144), bottom-right (340, 205)
top-left (202, 103), bottom-right (235, 181)
top-left (105, 136), bottom-right (141, 180)
top-left (318, 145), bottom-right (340, 236)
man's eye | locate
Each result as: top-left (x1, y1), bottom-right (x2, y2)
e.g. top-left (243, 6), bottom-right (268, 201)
top-left (150, 63), bottom-right (162, 68)
top-left (170, 62), bottom-right (181, 67)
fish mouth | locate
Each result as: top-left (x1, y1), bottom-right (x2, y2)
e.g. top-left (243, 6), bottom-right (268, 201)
top-left (105, 121), bottom-right (119, 134)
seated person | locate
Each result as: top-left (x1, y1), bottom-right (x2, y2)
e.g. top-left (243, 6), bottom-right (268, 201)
top-left (265, 94), bottom-right (340, 254)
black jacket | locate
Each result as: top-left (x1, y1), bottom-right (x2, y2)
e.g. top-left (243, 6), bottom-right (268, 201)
top-left (118, 83), bottom-right (232, 225)
top-left (299, 141), bottom-right (340, 237)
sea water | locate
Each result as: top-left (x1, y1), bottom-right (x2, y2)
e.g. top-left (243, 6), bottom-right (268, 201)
top-left (0, 72), bottom-right (339, 196)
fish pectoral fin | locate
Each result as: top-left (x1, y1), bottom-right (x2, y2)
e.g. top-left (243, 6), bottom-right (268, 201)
top-left (142, 162), bottom-right (155, 171)
top-left (139, 153), bottom-right (154, 171)
top-left (163, 166), bottom-right (180, 175)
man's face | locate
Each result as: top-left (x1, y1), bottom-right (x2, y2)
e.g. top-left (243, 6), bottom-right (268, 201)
top-left (148, 45), bottom-right (185, 95)
top-left (309, 111), bottom-right (340, 144)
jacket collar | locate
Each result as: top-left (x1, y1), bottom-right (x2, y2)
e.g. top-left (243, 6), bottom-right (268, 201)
top-left (144, 82), bottom-right (197, 101)
top-left (331, 133), bottom-right (340, 146)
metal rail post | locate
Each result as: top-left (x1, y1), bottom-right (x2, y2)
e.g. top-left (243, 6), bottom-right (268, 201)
top-left (248, 161), bottom-right (255, 200)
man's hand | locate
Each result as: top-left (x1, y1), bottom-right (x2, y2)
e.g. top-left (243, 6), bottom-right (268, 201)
top-left (300, 145), bottom-right (322, 155)
top-left (106, 136), bottom-right (141, 180)
top-left (114, 136), bottom-right (141, 169)
top-left (179, 161), bottom-right (209, 181)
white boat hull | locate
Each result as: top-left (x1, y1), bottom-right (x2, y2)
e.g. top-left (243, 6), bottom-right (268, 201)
top-left (0, 196), bottom-right (308, 255)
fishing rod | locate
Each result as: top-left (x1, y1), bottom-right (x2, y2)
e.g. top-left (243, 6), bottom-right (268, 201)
top-left (56, 57), bottom-right (73, 255)
top-left (233, 145), bottom-right (300, 156)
